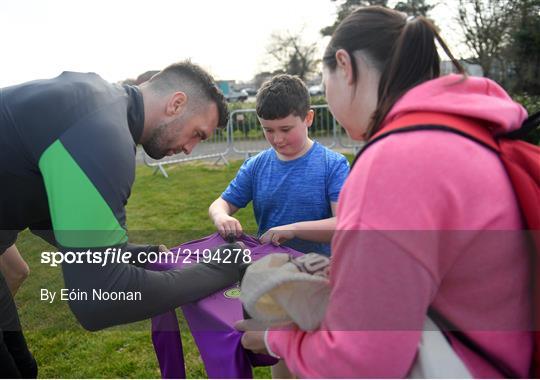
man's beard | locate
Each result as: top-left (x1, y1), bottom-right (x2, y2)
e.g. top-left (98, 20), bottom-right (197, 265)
top-left (142, 122), bottom-right (171, 159)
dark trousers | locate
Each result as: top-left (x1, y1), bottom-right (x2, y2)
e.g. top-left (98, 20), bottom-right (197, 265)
top-left (0, 271), bottom-right (37, 378)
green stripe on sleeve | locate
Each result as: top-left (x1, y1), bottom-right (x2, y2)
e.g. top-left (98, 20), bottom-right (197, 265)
top-left (38, 140), bottom-right (127, 248)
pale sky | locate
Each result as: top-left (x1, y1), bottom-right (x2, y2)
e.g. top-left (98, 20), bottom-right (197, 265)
top-left (0, 0), bottom-right (463, 88)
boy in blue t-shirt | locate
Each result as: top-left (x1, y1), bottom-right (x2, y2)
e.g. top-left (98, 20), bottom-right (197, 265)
top-left (209, 74), bottom-right (349, 255)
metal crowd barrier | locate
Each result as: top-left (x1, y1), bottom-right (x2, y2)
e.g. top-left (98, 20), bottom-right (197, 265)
top-left (143, 104), bottom-right (363, 177)
top-left (142, 124), bottom-right (231, 178)
top-left (310, 105), bottom-right (337, 149)
top-left (229, 105), bottom-right (340, 158)
top-left (337, 125), bottom-right (364, 154)
top-left (229, 108), bottom-right (269, 158)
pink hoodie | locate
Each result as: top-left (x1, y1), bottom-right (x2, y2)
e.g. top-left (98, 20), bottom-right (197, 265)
top-left (266, 75), bottom-right (533, 378)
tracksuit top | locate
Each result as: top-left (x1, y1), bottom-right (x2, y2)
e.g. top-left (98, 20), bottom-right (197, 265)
top-left (0, 71), bottom-right (143, 252)
top-left (0, 73), bottom-right (247, 333)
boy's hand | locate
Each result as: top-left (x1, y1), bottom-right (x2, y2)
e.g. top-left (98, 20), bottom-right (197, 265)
top-left (234, 319), bottom-right (269, 355)
top-left (214, 214), bottom-right (243, 238)
top-left (260, 224), bottom-right (295, 246)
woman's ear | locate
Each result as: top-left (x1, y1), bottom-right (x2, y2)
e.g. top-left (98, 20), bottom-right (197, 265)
top-left (335, 49), bottom-right (355, 85)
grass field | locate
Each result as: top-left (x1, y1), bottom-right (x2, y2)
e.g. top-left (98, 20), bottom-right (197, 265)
top-left (15, 160), bottom-right (271, 378)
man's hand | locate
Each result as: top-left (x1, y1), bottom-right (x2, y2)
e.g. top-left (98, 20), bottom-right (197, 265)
top-left (235, 319), bottom-right (269, 355)
top-left (214, 214), bottom-right (243, 239)
top-left (259, 224), bottom-right (296, 246)
top-left (0, 245), bottom-right (29, 296)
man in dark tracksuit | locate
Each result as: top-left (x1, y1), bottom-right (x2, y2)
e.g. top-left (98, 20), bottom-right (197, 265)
top-left (0, 61), bottom-right (238, 377)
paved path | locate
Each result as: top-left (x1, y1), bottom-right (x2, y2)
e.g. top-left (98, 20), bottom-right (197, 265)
top-left (136, 136), bottom-right (363, 167)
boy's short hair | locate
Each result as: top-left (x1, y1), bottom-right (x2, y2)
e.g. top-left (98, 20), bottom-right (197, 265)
top-left (256, 74), bottom-right (310, 120)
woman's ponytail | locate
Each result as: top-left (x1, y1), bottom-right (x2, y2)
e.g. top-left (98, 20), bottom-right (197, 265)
top-left (324, 7), bottom-right (465, 138)
top-left (368, 16), bottom-right (465, 137)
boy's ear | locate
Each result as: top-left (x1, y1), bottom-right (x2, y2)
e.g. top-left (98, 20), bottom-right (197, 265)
top-left (305, 109), bottom-right (315, 128)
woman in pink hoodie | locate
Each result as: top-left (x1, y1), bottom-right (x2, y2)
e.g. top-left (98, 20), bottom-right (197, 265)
top-left (238, 6), bottom-right (532, 378)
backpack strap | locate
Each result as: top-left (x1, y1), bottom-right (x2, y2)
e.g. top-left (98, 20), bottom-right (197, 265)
top-left (352, 112), bottom-right (501, 168)
top-left (372, 112), bottom-right (500, 151)
top-left (506, 111), bottom-right (540, 140)
top-left (429, 308), bottom-right (519, 379)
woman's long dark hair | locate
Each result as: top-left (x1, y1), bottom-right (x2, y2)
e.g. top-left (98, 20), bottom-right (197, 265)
top-left (323, 6), bottom-right (465, 138)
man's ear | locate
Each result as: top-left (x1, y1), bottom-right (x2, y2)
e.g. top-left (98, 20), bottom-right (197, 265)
top-left (305, 109), bottom-right (315, 128)
top-left (335, 49), bottom-right (355, 86)
top-left (166, 91), bottom-right (187, 116)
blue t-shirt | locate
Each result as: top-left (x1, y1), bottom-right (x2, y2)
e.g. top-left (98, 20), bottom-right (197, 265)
top-left (221, 141), bottom-right (349, 255)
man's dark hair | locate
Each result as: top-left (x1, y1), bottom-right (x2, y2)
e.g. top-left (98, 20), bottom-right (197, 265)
top-left (148, 61), bottom-right (229, 128)
top-left (256, 74), bottom-right (310, 120)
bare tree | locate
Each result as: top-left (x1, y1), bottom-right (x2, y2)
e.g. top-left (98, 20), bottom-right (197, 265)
top-left (506, 0), bottom-right (540, 93)
top-left (120, 70), bottom-right (159, 86)
top-left (253, 70), bottom-right (284, 89)
top-left (394, 0), bottom-right (436, 16)
top-left (457, 0), bottom-right (514, 79)
top-left (321, 0), bottom-right (389, 36)
top-left (265, 31), bottom-right (320, 81)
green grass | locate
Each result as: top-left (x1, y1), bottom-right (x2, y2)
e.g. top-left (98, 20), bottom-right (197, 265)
top-left (15, 160), bottom-right (266, 378)
top-left (15, 153), bottom-right (355, 378)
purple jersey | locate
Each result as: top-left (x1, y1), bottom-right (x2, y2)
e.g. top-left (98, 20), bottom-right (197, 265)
top-left (150, 233), bottom-right (302, 378)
